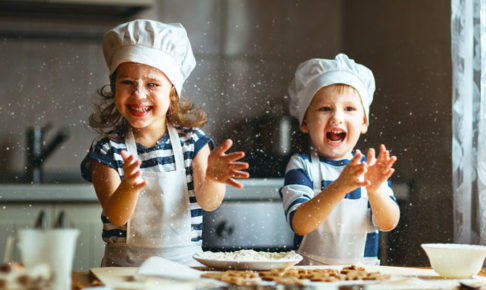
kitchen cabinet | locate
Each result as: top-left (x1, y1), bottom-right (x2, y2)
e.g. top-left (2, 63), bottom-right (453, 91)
top-left (0, 203), bottom-right (54, 262)
top-left (203, 201), bottom-right (295, 251)
top-left (53, 204), bottom-right (104, 271)
top-left (0, 202), bottom-right (104, 271)
top-left (202, 179), bottom-right (295, 251)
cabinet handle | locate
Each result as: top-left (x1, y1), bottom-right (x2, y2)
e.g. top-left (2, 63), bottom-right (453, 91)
top-left (34, 210), bottom-right (47, 229)
top-left (215, 221), bottom-right (234, 238)
top-left (54, 211), bottom-right (66, 228)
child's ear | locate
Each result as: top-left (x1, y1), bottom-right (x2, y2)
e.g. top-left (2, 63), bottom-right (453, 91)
top-left (300, 120), bottom-right (309, 134)
top-left (361, 117), bottom-right (368, 134)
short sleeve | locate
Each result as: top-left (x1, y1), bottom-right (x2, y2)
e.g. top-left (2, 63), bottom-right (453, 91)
top-left (279, 154), bottom-right (314, 231)
top-left (80, 136), bottom-right (124, 182)
top-left (187, 128), bottom-right (214, 158)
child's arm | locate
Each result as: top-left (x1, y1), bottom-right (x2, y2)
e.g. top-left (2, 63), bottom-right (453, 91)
top-left (192, 139), bottom-right (250, 211)
top-left (91, 151), bottom-right (147, 226)
top-left (292, 152), bottom-right (368, 236)
top-left (365, 144), bottom-right (400, 231)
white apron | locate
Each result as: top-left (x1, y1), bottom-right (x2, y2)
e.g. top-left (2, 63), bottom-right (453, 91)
top-left (102, 124), bottom-right (202, 267)
top-left (297, 152), bottom-right (373, 265)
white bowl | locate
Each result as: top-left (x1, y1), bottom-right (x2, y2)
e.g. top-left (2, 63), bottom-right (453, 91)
top-left (421, 243), bottom-right (486, 278)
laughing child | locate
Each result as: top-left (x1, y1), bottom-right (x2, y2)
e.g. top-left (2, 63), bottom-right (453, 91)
top-left (280, 54), bottom-right (400, 265)
top-left (81, 20), bottom-right (249, 267)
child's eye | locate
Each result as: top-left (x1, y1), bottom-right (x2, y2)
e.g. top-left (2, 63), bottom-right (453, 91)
top-left (345, 106), bottom-right (356, 112)
top-left (147, 82), bottom-right (160, 88)
top-left (318, 106), bottom-right (331, 111)
top-left (120, 80), bottom-right (133, 85)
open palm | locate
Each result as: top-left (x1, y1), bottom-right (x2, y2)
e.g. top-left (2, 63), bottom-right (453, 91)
top-left (206, 139), bottom-right (249, 188)
top-left (365, 145), bottom-right (397, 193)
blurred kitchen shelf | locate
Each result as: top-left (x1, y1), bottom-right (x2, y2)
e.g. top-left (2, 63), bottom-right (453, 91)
top-left (0, 184), bottom-right (97, 203)
top-left (0, 178), bottom-right (284, 203)
top-left (0, 0), bottom-right (154, 19)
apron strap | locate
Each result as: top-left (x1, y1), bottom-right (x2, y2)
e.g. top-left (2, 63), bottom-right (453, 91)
top-left (310, 150), bottom-right (321, 191)
top-left (167, 123), bottom-right (184, 171)
top-left (124, 123), bottom-right (184, 171)
top-left (125, 130), bottom-right (138, 157)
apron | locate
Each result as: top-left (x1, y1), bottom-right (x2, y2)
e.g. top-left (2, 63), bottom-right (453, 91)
top-left (102, 124), bottom-right (202, 267)
top-left (297, 151), bottom-right (374, 265)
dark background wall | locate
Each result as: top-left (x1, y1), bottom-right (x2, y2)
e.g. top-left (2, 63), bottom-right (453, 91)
top-left (343, 0), bottom-right (453, 266)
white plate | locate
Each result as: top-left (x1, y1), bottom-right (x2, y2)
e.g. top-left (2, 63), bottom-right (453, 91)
top-left (193, 255), bottom-right (303, 271)
top-left (136, 256), bottom-right (202, 280)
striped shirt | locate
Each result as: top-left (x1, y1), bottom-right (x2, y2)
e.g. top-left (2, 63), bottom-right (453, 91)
top-left (279, 153), bottom-right (397, 259)
top-left (81, 126), bottom-right (213, 247)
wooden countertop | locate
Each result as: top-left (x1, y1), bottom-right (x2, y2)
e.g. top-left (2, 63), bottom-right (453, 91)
top-left (72, 267), bottom-right (486, 289)
top-left (72, 272), bottom-right (99, 289)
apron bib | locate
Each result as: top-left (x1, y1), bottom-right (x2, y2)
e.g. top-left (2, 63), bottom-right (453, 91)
top-left (102, 124), bottom-right (201, 266)
top-left (297, 152), bottom-right (372, 265)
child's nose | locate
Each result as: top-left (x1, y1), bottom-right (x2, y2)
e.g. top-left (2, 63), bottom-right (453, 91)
top-left (132, 81), bottom-right (147, 97)
top-left (330, 110), bottom-right (344, 123)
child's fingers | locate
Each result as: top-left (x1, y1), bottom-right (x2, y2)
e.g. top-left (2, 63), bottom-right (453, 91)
top-left (355, 179), bottom-right (369, 187)
top-left (379, 155), bottom-right (397, 173)
top-left (345, 161), bottom-right (366, 178)
top-left (380, 144), bottom-right (387, 153)
top-left (378, 144), bottom-right (391, 162)
top-left (132, 179), bottom-right (147, 190)
top-left (120, 150), bottom-right (129, 159)
top-left (121, 150), bottom-right (135, 163)
top-left (227, 178), bottom-right (244, 189)
top-left (120, 151), bottom-right (132, 164)
top-left (225, 151), bottom-right (246, 162)
top-left (231, 170), bottom-right (250, 179)
top-left (121, 151), bottom-right (140, 170)
top-left (350, 150), bottom-right (363, 164)
top-left (125, 159), bottom-right (142, 176)
top-left (367, 148), bottom-right (376, 165)
top-left (387, 156), bottom-right (397, 167)
top-left (214, 139), bottom-right (233, 155)
top-left (384, 168), bottom-right (395, 180)
top-left (125, 168), bottom-right (142, 182)
top-left (120, 151), bottom-right (147, 190)
top-left (230, 161), bottom-right (250, 170)
top-left (356, 161), bottom-right (367, 173)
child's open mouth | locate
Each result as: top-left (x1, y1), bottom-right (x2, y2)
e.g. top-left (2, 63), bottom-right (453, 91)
top-left (326, 129), bottom-right (346, 143)
top-left (128, 105), bottom-right (152, 116)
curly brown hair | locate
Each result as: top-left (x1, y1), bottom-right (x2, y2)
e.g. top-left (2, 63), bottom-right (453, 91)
top-left (89, 71), bottom-right (207, 140)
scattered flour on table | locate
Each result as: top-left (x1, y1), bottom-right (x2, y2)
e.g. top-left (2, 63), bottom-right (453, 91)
top-left (195, 250), bottom-right (301, 261)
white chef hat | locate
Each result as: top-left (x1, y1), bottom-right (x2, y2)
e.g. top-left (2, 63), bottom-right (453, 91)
top-left (288, 53), bottom-right (375, 125)
top-left (102, 19), bottom-right (196, 96)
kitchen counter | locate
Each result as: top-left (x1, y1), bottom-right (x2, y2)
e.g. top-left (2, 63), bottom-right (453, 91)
top-left (0, 184), bottom-right (97, 203)
top-left (0, 178), bottom-right (284, 203)
top-left (73, 266), bottom-right (486, 289)
top-left (0, 178), bottom-right (409, 203)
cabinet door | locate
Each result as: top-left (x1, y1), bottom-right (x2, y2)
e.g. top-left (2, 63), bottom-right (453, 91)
top-left (202, 201), bottom-right (295, 251)
top-left (53, 204), bottom-right (104, 271)
top-left (0, 204), bottom-right (54, 263)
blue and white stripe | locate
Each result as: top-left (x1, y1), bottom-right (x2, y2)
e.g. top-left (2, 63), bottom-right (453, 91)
top-left (81, 126), bottom-right (213, 246)
top-left (279, 153), bottom-right (397, 258)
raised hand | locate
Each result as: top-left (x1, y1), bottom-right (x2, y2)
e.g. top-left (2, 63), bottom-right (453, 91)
top-left (206, 139), bottom-right (250, 188)
top-left (365, 144), bottom-right (397, 193)
top-left (334, 150), bottom-right (369, 193)
top-left (120, 150), bottom-right (146, 191)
